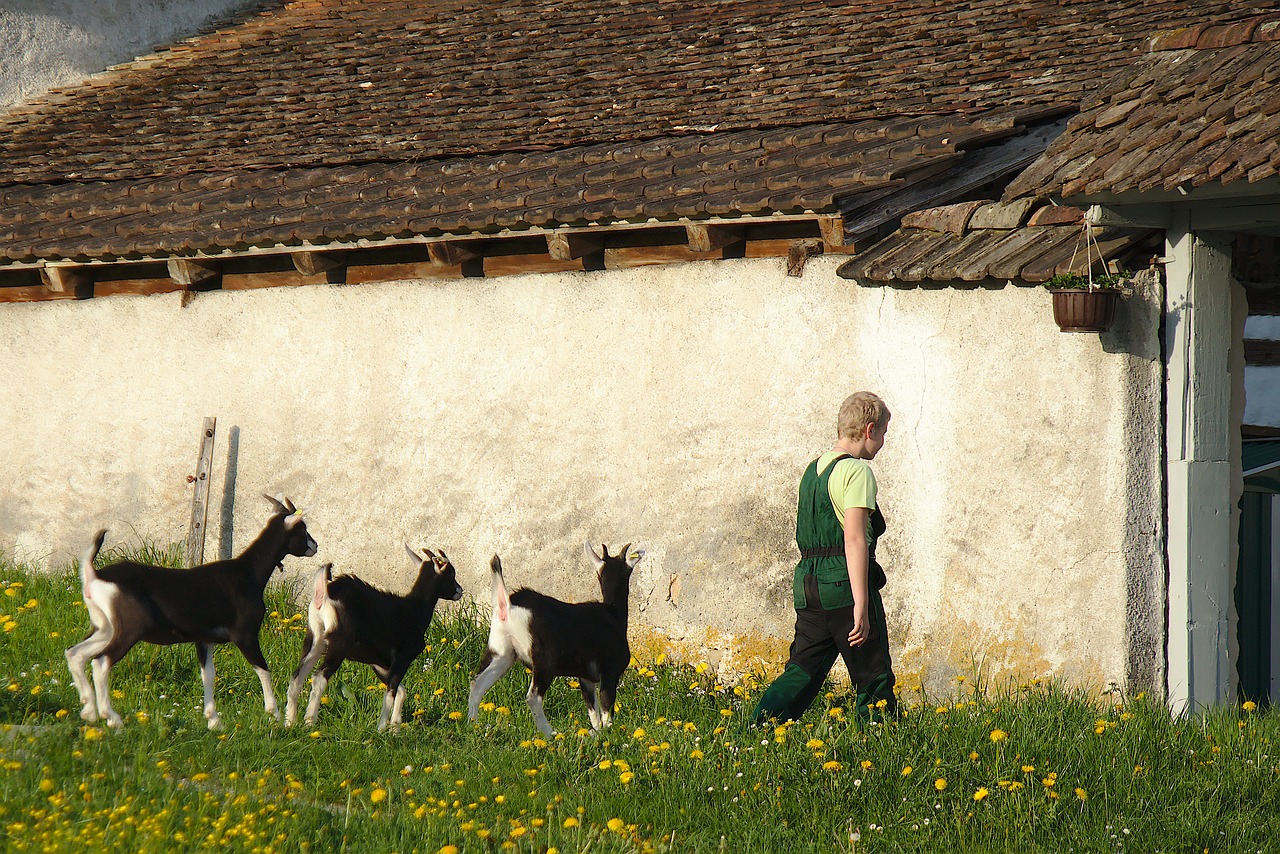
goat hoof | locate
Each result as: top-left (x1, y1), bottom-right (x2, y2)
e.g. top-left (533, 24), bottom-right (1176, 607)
top-left (79, 707), bottom-right (98, 722)
top-left (106, 714), bottom-right (125, 730)
top-left (206, 716), bottom-right (222, 731)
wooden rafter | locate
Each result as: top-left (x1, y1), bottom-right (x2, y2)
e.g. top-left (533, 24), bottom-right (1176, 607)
top-left (684, 223), bottom-right (743, 254)
top-left (167, 258), bottom-right (220, 287)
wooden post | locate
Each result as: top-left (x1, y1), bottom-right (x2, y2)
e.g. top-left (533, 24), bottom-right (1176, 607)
top-left (186, 418), bottom-right (217, 568)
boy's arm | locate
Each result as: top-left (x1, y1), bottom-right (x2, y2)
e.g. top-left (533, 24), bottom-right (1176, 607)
top-left (843, 506), bottom-right (871, 647)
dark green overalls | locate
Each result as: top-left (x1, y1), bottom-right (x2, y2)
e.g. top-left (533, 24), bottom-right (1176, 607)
top-left (750, 454), bottom-right (897, 725)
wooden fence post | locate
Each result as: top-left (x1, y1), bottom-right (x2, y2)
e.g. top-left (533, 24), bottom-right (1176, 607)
top-left (186, 418), bottom-right (217, 567)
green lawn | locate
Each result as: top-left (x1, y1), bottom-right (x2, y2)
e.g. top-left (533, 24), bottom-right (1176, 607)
top-left (0, 549), bottom-right (1277, 852)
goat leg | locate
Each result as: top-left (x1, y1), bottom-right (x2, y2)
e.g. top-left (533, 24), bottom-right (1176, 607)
top-left (526, 672), bottom-right (555, 738)
top-left (234, 634), bottom-right (280, 722)
top-left (579, 678), bottom-right (603, 731)
top-left (197, 642), bottom-right (222, 730)
top-left (285, 633), bottom-right (325, 727)
top-left (90, 655), bottom-right (124, 729)
top-left (467, 650), bottom-right (515, 722)
top-left (65, 632), bottom-right (109, 721)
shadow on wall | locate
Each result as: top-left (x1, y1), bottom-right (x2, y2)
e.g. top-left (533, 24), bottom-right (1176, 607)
top-left (219, 425), bottom-right (240, 560)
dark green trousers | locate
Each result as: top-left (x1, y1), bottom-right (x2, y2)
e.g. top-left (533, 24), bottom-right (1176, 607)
top-left (751, 575), bottom-right (896, 725)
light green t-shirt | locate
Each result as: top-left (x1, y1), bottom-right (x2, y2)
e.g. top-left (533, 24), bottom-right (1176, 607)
top-left (815, 451), bottom-right (877, 538)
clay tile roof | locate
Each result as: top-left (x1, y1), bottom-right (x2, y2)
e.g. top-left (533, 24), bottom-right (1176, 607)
top-left (836, 202), bottom-right (1155, 284)
top-left (1008, 12), bottom-right (1280, 201)
top-left (1, 0), bottom-right (1273, 264)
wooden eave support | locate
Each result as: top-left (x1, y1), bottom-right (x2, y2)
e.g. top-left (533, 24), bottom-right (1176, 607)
top-left (167, 258), bottom-right (220, 287)
top-left (291, 250), bottom-right (344, 276)
top-left (546, 231), bottom-right (605, 261)
top-left (817, 215), bottom-right (847, 250)
top-left (685, 223), bottom-right (744, 254)
top-left (428, 240), bottom-right (484, 267)
top-left (40, 264), bottom-right (92, 296)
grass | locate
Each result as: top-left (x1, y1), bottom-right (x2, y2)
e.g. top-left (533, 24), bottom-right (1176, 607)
top-left (1, 547), bottom-right (1278, 852)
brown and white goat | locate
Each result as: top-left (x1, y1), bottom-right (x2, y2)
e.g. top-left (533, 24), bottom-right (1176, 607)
top-left (468, 542), bottom-right (644, 737)
top-left (64, 494), bottom-right (318, 729)
top-left (284, 546), bottom-right (463, 731)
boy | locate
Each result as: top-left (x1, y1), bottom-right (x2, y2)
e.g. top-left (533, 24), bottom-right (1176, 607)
top-left (750, 391), bottom-right (897, 725)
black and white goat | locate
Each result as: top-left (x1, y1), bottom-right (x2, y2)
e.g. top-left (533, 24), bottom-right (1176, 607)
top-left (64, 494), bottom-right (318, 729)
top-left (468, 542), bottom-right (644, 737)
top-left (285, 546), bottom-right (463, 731)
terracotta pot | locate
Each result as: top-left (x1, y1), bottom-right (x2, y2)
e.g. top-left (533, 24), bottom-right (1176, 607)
top-left (1048, 288), bottom-right (1120, 332)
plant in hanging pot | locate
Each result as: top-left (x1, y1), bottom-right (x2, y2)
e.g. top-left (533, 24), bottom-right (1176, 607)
top-left (1045, 268), bottom-right (1129, 333)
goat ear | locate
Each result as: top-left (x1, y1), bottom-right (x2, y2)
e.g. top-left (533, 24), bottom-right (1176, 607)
top-left (283, 496), bottom-right (297, 514)
top-left (625, 544), bottom-right (646, 569)
top-left (405, 543), bottom-right (425, 565)
top-left (432, 549), bottom-right (451, 568)
top-left (585, 541), bottom-right (605, 573)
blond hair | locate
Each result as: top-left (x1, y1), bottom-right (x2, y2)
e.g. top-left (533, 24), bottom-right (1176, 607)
top-left (837, 392), bottom-right (889, 440)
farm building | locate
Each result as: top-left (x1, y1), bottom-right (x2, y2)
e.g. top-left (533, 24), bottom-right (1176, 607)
top-left (1, 0), bottom-right (1278, 707)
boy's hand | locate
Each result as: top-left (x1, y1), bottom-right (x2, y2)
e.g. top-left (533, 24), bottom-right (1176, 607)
top-left (848, 602), bottom-right (869, 646)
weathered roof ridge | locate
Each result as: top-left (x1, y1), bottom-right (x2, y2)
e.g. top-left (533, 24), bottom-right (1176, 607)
top-left (1148, 14), bottom-right (1280, 52)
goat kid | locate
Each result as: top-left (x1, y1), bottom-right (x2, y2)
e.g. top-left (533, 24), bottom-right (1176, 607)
top-left (285, 546), bottom-right (463, 731)
top-left (65, 494), bottom-right (318, 729)
top-left (468, 542), bottom-right (644, 737)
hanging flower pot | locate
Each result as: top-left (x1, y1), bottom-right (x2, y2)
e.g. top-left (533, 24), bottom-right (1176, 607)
top-left (1044, 222), bottom-right (1128, 333)
top-left (1048, 279), bottom-right (1122, 333)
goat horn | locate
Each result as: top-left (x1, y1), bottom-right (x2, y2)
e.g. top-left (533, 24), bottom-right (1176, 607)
top-left (435, 549), bottom-right (451, 566)
top-left (263, 494), bottom-right (287, 514)
top-left (405, 543), bottom-right (423, 563)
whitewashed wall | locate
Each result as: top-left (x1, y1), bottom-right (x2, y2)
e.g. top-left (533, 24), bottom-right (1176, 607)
top-left (0, 0), bottom-right (251, 111)
top-left (0, 257), bottom-right (1164, 697)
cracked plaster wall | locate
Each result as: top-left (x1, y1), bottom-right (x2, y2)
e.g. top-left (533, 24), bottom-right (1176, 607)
top-left (0, 255), bottom-right (1163, 696)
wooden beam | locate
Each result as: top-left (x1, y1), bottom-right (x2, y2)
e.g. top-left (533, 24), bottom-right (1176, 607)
top-left (0, 284), bottom-right (84, 303)
top-left (40, 265), bottom-right (92, 295)
top-left (185, 418), bottom-right (216, 568)
top-left (167, 258), bottom-right (220, 287)
top-left (817, 215), bottom-right (846, 249)
top-left (1243, 285), bottom-right (1280, 315)
top-left (291, 250), bottom-right (344, 276)
top-left (787, 239), bottom-right (825, 277)
top-left (685, 223), bottom-right (743, 253)
top-left (428, 240), bottom-right (484, 267)
top-left (546, 231), bottom-right (605, 261)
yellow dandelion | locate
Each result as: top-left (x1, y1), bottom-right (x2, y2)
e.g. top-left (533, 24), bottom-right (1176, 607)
top-left (439, 847), bottom-right (459, 854)
top-left (1243, 701), bottom-right (1258, 712)
top-left (974, 787), bottom-right (990, 802)
top-left (1021, 765), bottom-right (1035, 773)
top-left (619, 772), bottom-right (634, 784)
top-left (607, 818), bottom-right (625, 832)
top-left (934, 778), bottom-right (947, 791)
top-left (901, 766), bottom-right (913, 776)
top-left (822, 760), bottom-right (844, 771)
top-left (860, 760), bottom-right (872, 770)
top-left (633, 727), bottom-right (646, 738)
top-left (38, 779), bottom-right (54, 792)
top-left (448, 711), bottom-right (462, 721)
top-left (563, 817), bottom-right (579, 829)
top-left (1075, 787), bottom-right (1087, 801)
top-left (370, 787), bottom-right (387, 804)
top-left (989, 729), bottom-right (1007, 743)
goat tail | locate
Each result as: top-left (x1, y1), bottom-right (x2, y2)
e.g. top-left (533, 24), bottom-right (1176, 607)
top-left (80, 529), bottom-right (107, 590)
top-left (489, 555), bottom-right (509, 623)
top-left (307, 564), bottom-right (337, 636)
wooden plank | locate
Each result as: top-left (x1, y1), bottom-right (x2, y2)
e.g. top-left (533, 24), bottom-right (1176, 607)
top-left (1244, 285), bottom-right (1280, 315)
top-left (604, 245), bottom-right (722, 270)
top-left (0, 284), bottom-right (85, 303)
top-left (482, 253), bottom-right (585, 277)
top-left (92, 278), bottom-right (184, 298)
top-left (221, 270), bottom-right (330, 291)
top-left (786, 239), bottom-right (824, 277)
top-left (344, 262), bottom-right (467, 285)
top-left (186, 418), bottom-right (216, 568)
top-left (1245, 339), bottom-right (1280, 366)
